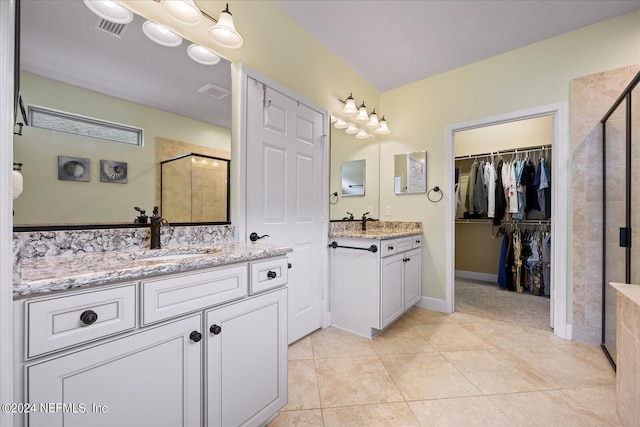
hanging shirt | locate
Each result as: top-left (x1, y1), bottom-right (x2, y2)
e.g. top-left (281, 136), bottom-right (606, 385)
top-left (494, 160), bottom-right (507, 224)
top-left (474, 161), bottom-right (488, 215)
top-left (507, 162), bottom-right (518, 214)
top-left (486, 161), bottom-right (496, 218)
top-left (465, 160), bottom-right (479, 214)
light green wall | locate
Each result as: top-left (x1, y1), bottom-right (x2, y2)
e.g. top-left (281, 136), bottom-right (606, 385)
top-left (13, 72), bottom-right (229, 225)
top-left (380, 11), bottom-right (640, 302)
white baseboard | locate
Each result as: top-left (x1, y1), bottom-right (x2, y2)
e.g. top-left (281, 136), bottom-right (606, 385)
top-left (455, 270), bottom-right (498, 283)
top-left (416, 296), bottom-right (450, 313)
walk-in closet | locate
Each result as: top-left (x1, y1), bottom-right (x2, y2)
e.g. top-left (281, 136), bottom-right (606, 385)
top-left (453, 115), bottom-right (554, 331)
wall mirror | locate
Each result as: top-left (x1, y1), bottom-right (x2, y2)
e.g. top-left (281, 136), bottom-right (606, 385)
top-left (13, 0), bottom-right (232, 228)
top-left (394, 151), bottom-right (427, 194)
top-left (341, 159), bottom-right (366, 196)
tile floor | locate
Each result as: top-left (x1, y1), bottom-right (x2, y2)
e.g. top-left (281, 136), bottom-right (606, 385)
top-left (269, 307), bottom-right (621, 427)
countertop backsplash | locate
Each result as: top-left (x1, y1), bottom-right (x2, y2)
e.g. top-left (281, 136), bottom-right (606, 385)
top-left (12, 224), bottom-right (235, 285)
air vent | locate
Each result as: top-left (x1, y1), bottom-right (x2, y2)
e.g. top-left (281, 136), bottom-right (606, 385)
top-left (198, 83), bottom-right (231, 99)
top-left (96, 18), bottom-right (126, 37)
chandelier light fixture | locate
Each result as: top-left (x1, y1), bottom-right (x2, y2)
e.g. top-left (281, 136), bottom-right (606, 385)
top-left (335, 93), bottom-right (391, 139)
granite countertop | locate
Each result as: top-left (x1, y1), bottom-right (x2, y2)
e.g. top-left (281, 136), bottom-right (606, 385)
top-left (328, 229), bottom-right (422, 239)
top-left (15, 242), bottom-right (293, 299)
top-left (610, 282), bottom-right (640, 306)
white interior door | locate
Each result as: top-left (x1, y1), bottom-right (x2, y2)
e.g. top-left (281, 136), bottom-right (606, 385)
top-left (245, 78), bottom-right (326, 344)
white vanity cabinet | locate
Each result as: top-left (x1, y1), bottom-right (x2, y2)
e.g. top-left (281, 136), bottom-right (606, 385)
top-left (330, 234), bottom-right (422, 339)
top-left (14, 256), bottom-right (289, 427)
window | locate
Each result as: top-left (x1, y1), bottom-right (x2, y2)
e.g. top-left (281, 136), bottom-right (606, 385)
top-left (28, 105), bottom-right (143, 146)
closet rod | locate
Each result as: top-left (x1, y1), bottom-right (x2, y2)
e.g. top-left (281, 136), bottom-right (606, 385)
top-left (455, 219), bottom-right (551, 226)
top-left (455, 144), bottom-right (552, 161)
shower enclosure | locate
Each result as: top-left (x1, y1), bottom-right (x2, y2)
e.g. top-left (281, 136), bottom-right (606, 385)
top-left (601, 70), bottom-right (640, 369)
top-left (161, 153), bottom-right (230, 223)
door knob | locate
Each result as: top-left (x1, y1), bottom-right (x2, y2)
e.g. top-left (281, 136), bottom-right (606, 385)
top-left (80, 310), bottom-right (98, 325)
top-left (210, 324), bottom-right (222, 335)
top-left (190, 331), bottom-right (202, 342)
top-left (249, 232), bottom-right (270, 242)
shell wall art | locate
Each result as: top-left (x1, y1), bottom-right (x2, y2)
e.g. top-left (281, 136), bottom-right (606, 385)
top-left (58, 156), bottom-right (90, 182)
top-left (100, 160), bottom-right (128, 184)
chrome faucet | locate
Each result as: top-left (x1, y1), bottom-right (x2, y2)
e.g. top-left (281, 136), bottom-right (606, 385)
top-left (150, 206), bottom-right (169, 250)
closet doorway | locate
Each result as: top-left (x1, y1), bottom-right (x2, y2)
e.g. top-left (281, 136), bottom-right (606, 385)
top-left (445, 103), bottom-right (570, 340)
top-left (454, 117), bottom-right (553, 331)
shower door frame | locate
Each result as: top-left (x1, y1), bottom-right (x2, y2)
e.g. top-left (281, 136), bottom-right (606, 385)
top-left (601, 70), bottom-right (640, 370)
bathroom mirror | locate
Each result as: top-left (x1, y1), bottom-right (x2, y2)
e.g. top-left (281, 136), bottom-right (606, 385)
top-left (394, 151), bottom-right (427, 194)
top-left (341, 159), bottom-right (366, 196)
top-left (13, 0), bottom-right (232, 227)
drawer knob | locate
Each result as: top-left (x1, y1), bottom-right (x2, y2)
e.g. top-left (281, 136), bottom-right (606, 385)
top-left (267, 270), bottom-right (277, 279)
top-left (288, 263), bottom-right (292, 269)
top-left (415, 239), bottom-right (420, 244)
top-left (388, 246), bottom-right (394, 250)
top-left (210, 324), bottom-right (222, 335)
top-left (190, 331), bottom-right (203, 342)
top-left (80, 310), bottom-right (98, 325)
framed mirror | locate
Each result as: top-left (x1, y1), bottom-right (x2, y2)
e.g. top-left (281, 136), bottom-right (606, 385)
top-left (394, 151), bottom-right (427, 194)
top-left (13, 0), bottom-right (232, 228)
top-left (341, 159), bottom-right (366, 196)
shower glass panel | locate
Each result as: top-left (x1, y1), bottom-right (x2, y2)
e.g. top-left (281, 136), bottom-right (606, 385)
top-left (161, 153), bottom-right (230, 223)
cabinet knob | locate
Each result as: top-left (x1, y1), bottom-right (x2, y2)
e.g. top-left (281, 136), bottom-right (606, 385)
top-left (80, 310), bottom-right (98, 325)
top-left (415, 239), bottom-right (421, 244)
top-left (288, 263), bottom-right (292, 269)
top-left (190, 331), bottom-right (203, 342)
top-left (210, 324), bottom-right (222, 335)
top-left (406, 257), bottom-right (411, 262)
top-left (267, 270), bottom-right (277, 279)
top-left (388, 245), bottom-right (394, 250)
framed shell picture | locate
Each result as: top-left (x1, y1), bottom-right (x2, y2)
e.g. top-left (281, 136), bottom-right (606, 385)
top-left (58, 156), bottom-right (90, 182)
top-left (100, 160), bottom-right (128, 184)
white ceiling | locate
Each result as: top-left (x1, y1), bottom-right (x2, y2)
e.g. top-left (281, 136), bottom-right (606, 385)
top-left (273, 0), bottom-right (640, 92)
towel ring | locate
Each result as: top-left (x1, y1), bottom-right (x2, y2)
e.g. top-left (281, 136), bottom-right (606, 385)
top-left (427, 186), bottom-right (443, 203)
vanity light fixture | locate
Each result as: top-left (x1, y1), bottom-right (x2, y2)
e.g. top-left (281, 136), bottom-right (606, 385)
top-left (208, 4), bottom-right (244, 49)
top-left (366, 109), bottom-right (380, 129)
top-left (187, 44), bottom-right (221, 65)
top-left (334, 119), bottom-right (349, 129)
top-left (345, 124), bottom-right (359, 135)
top-left (83, 0), bottom-right (133, 24)
top-left (142, 21), bottom-right (183, 47)
top-left (340, 93), bottom-right (358, 115)
top-left (375, 116), bottom-right (391, 134)
top-left (336, 93), bottom-right (391, 137)
top-left (161, 0), bottom-right (202, 25)
top-left (354, 102), bottom-right (370, 123)
top-left (355, 129), bottom-right (371, 139)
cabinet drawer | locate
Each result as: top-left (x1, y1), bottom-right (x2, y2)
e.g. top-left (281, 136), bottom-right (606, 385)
top-left (395, 237), bottom-right (412, 252)
top-left (250, 257), bottom-right (288, 294)
top-left (380, 239), bottom-right (397, 257)
top-left (412, 235), bottom-right (423, 249)
top-left (26, 284), bottom-right (136, 358)
top-left (141, 265), bottom-right (247, 325)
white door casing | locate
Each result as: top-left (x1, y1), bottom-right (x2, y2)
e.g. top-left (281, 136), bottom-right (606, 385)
top-left (242, 70), bottom-right (328, 344)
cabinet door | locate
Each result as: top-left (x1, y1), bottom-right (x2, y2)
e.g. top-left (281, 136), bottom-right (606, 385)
top-left (380, 254), bottom-right (404, 328)
top-left (26, 315), bottom-right (202, 427)
top-left (206, 288), bottom-right (288, 427)
top-left (403, 248), bottom-right (422, 308)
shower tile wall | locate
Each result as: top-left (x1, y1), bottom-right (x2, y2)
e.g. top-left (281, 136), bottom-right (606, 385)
top-left (571, 64), bottom-right (640, 345)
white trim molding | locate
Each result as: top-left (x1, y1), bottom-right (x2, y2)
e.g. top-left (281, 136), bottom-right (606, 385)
top-left (455, 270), bottom-right (499, 283)
top-left (445, 102), bottom-right (571, 340)
top-left (1, 0), bottom-right (16, 424)
top-left (416, 296), bottom-right (448, 313)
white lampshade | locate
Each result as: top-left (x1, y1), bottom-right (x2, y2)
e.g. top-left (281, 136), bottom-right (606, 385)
top-left (341, 93), bottom-right (357, 115)
top-left (330, 115), bottom-right (337, 123)
top-left (83, 0), bottom-right (133, 24)
top-left (366, 109), bottom-right (380, 129)
top-left (208, 4), bottom-right (244, 49)
top-left (161, 0), bottom-right (202, 25)
top-left (354, 102), bottom-right (369, 123)
top-left (142, 21), bottom-right (183, 47)
top-left (187, 44), bottom-right (221, 65)
top-left (374, 116), bottom-right (390, 134)
top-left (355, 130), bottom-right (370, 139)
top-left (345, 124), bottom-right (359, 134)
top-left (334, 119), bottom-right (349, 129)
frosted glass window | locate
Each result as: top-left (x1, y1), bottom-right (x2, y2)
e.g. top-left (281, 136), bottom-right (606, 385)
top-left (28, 105), bottom-right (143, 146)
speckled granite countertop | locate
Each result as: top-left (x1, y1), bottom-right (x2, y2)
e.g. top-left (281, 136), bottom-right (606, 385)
top-left (15, 242), bottom-right (292, 299)
top-left (329, 220), bottom-right (422, 240)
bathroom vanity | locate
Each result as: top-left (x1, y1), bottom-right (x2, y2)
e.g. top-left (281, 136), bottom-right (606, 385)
top-left (12, 241), bottom-right (291, 427)
top-left (329, 221), bottom-right (422, 339)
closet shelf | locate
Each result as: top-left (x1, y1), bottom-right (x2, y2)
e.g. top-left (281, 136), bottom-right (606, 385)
top-left (456, 218), bottom-right (551, 225)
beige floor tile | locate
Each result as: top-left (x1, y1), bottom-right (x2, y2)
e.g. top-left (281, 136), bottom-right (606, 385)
top-left (371, 319), bottom-right (437, 355)
top-left (560, 385), bottom-right (622, 426)
top-left (315, 356), bottom-right (404, 408)
top-left (267, 409), bottom-right (324, 427)
top-left (443, 349), bottom-right (554, 394)
top-left (402, 306), bottom-right (458, 325)
top-left (411, 322), bottom-right (492, 352)
top-left (323, 402), bottom-right (420, 427)
top-left (489, 390), bottom-right (617, 427)
top-left (311, 327), bottom-right (376, 359)
top-left (283, 360), bottom-right (321, 411)
top-left (289, 336), bottom-right (314, 360)
top-left (380, 353), bottom-right (481, 400)
top-left (408, 396), bottom-right (517, 427)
